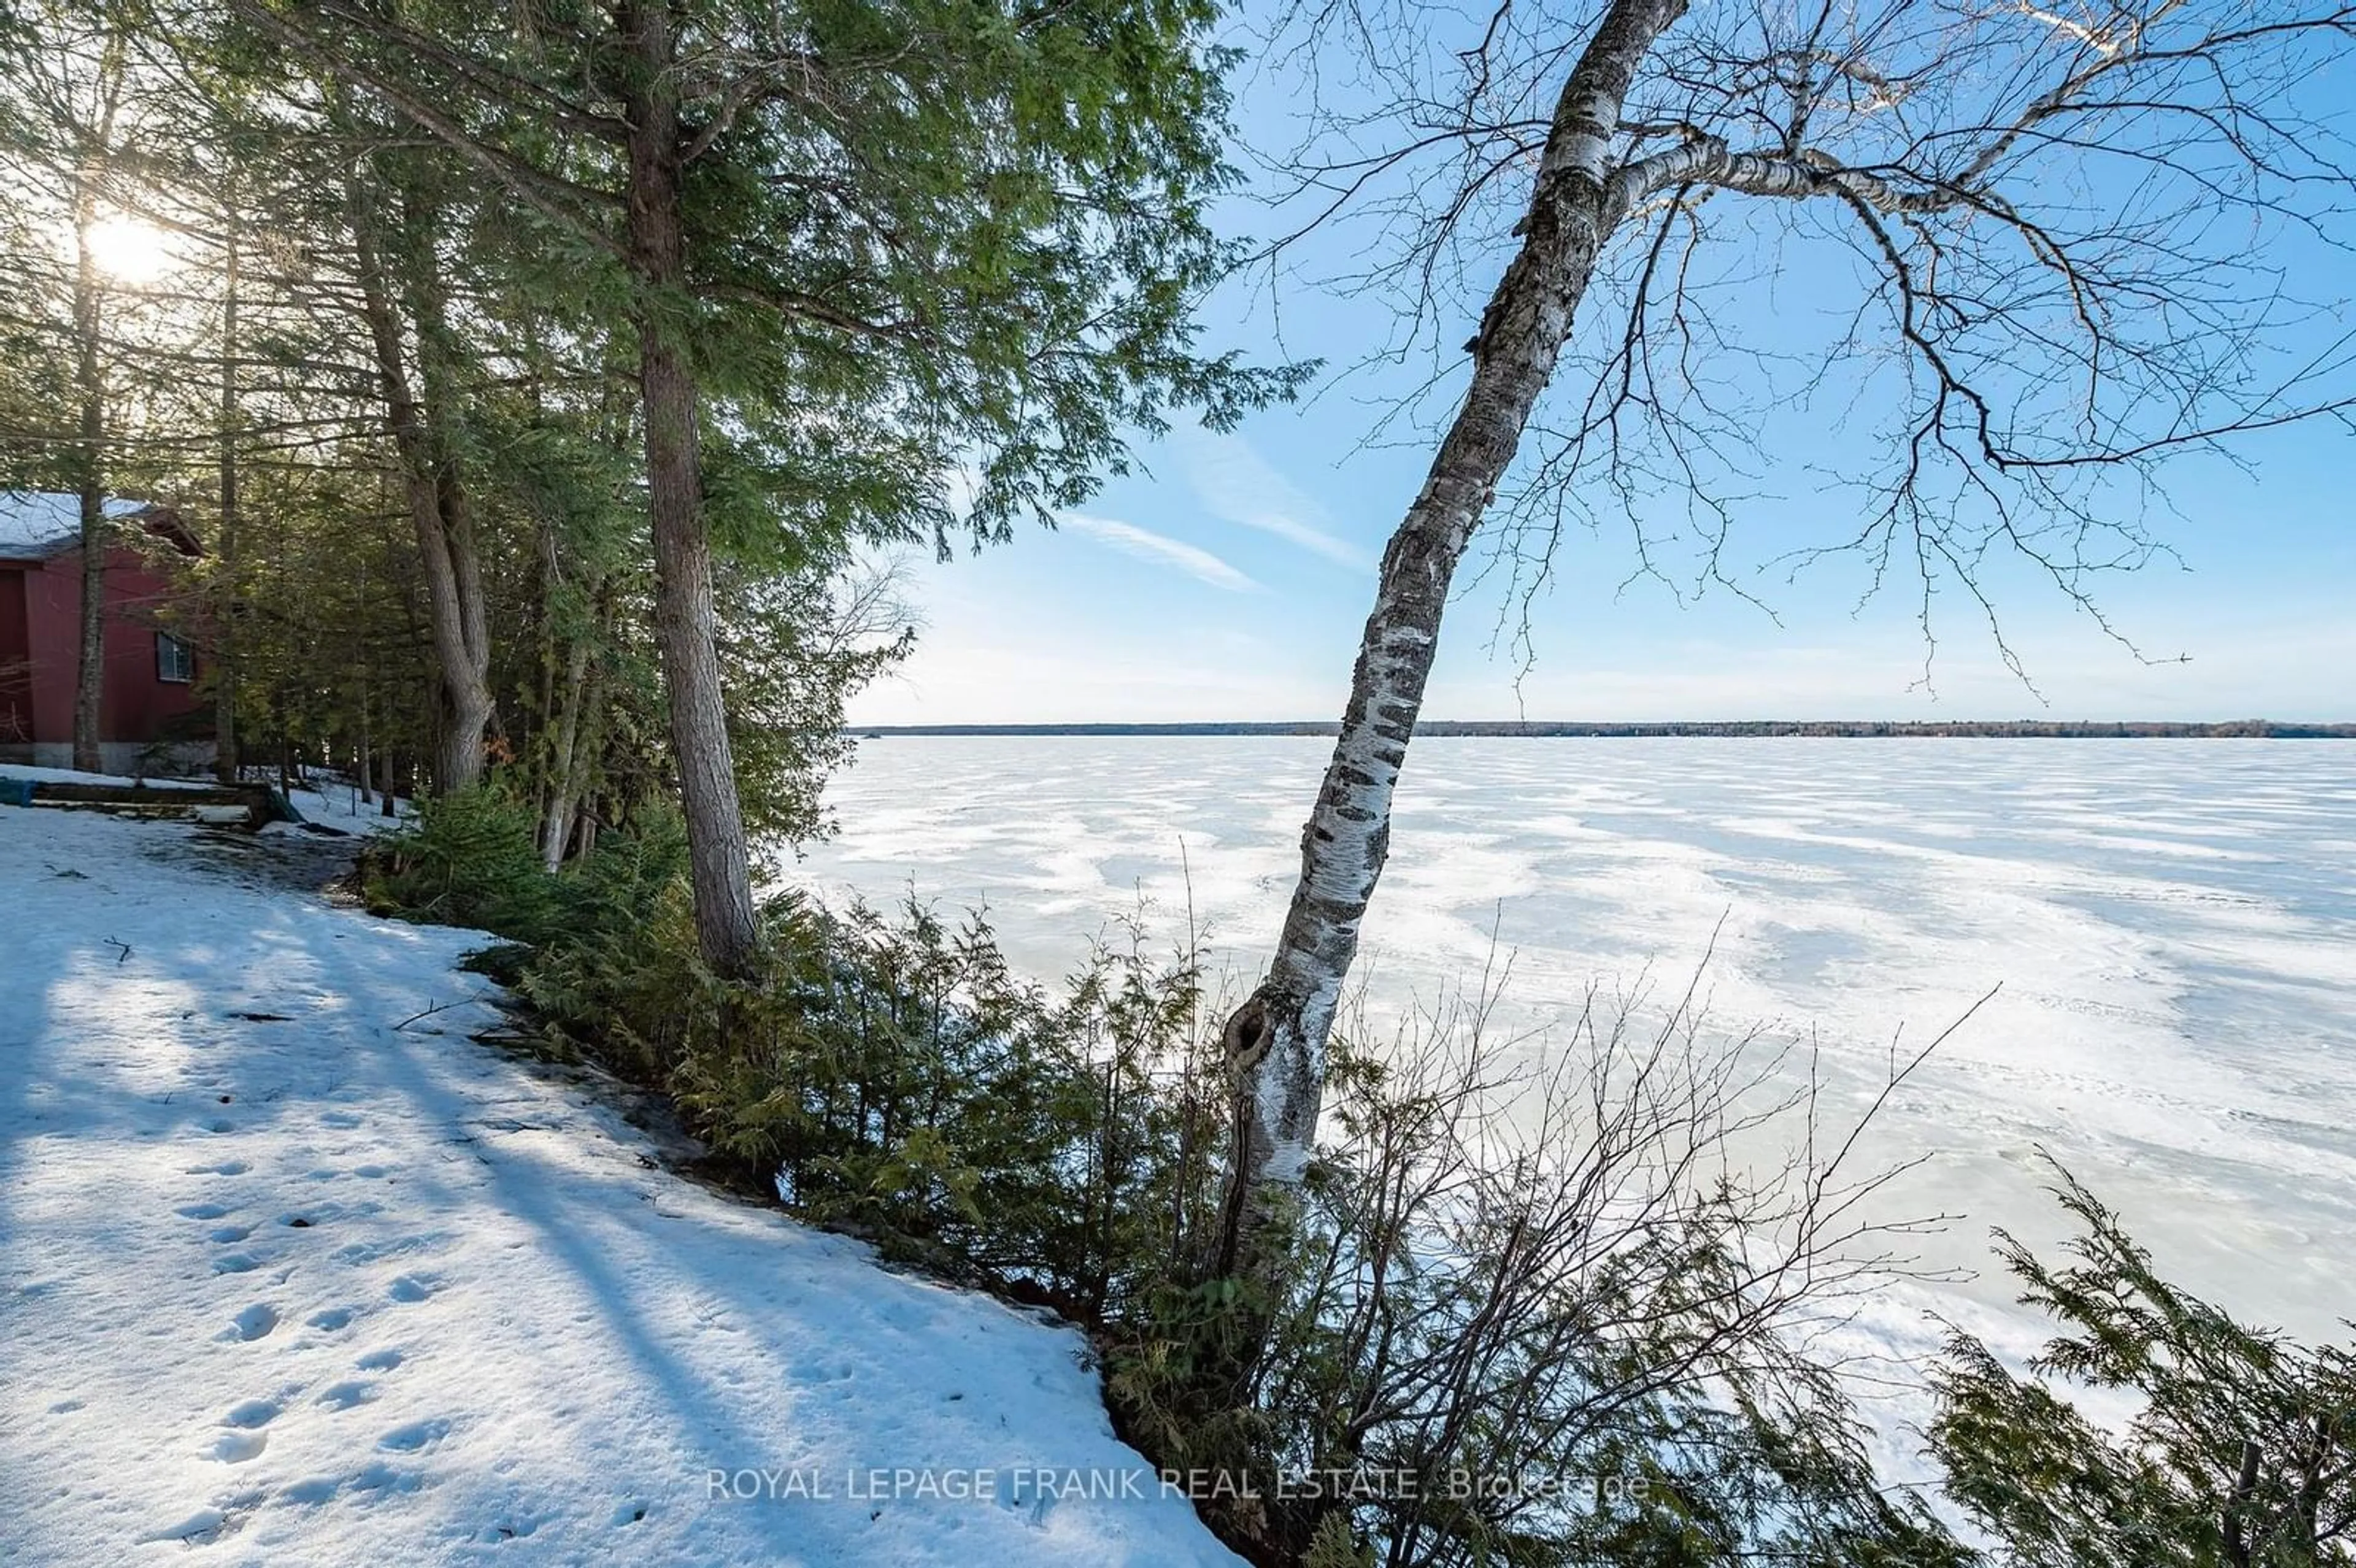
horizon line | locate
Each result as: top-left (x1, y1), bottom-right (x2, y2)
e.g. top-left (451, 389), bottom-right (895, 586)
top-left (852, 718), bottom-right (2356, 737)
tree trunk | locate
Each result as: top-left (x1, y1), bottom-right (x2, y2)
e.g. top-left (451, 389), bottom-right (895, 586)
top-left (70, 175), bottom-right (107, 775)
top-left (1215, 0), bottom-right (1689, 1283)
top-left (541, 637), bottom-right (596, 870)
top-left (357, 684), bottom-right (373, 809)
top-left (348, 167), bottom-right (493, 794)
top-left (622, 0), bottom-right (761, 976)
top-left (403, 180), bottom-right (496, 791)
top-left (214, 210), bottom-right (242, 782)
top-left (534, 521), bottom-right (560, 797)
top-left (354, 555), bottom-right (374, 805)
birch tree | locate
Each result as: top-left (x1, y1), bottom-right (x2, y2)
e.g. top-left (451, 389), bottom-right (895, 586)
top-left (1217, 0), bottom-right (2356, 1280)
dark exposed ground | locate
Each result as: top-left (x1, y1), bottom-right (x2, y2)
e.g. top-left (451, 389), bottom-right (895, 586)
top-left (133, 817), bottom-right (369, 902)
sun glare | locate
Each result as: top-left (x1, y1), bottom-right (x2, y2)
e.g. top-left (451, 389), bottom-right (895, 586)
top-left (84, 214), bottom-right (175, 285)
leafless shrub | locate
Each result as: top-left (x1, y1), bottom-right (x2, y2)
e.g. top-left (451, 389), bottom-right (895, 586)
top-left (1125, 943), bottom-right (1987, 1564)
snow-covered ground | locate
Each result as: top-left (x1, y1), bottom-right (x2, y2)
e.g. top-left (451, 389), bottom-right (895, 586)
top-left (0, 790), bottom-right (1238, 1565)
top-left (0, 761), bottom-right (410, 829)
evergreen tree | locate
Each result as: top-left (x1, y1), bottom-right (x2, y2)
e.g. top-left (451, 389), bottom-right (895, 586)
top-left (1932, 1166), bottom-right (2355, 1566)
top-left (231, 0), bottom-right (1303, 972)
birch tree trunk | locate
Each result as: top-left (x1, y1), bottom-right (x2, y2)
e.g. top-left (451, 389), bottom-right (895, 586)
top-left (1217, 0), bottom-right (1689, 1282)
top-left (622, 0), bottom-right (761, 977)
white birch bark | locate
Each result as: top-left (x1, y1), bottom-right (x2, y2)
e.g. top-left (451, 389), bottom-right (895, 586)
top-left (1217, 0), bottom-right (1692, 1280)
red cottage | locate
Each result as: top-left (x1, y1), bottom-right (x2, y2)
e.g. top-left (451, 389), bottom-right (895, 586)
top-left (0, 491), bottom-right (210, 773)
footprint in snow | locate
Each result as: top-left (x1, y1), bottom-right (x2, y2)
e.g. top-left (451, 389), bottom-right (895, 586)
top-left (223, 1304), bottom-right (278, 1342)
top-left (210, 1428), bottom-right (268, 1464)
top-left (315, 1380), bottom-right (375, 1412)
top-left (789, 1358), bottom-right (859, 1385)
top-left (336, 1236), bottom-right (432, 1266)
top-left (308, 1307), bottom-right (356, 1332)
top-left (212, 1253), bottom-right (261, 1275)
top-left (176, 1202), bottom-right (231, 1220)
top-left (210, 1224), bottom-right (253, 1243)
top-left (387, 1275), bottom-right (436, 1304)
top-left (377, 1418), bottom-right (449, 1453)
top-left (189, 1159), bottom-right (250, 1177)
top-left (356, 1348), bottom-right (403, 1372)
top-left (223, 1399), bottom-right (279, 1430)
top-left (141, 1507), bottom-right (228, 1545)
top-left (348, 1461), bottom-right (425, 1496)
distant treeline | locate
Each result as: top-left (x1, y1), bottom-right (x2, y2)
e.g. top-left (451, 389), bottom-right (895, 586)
top-left (860, 720), bottom-right (2356, 738)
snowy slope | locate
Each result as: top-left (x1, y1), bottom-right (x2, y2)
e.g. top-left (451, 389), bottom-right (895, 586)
top-left (0, 801), bottom-right (1239, 1566)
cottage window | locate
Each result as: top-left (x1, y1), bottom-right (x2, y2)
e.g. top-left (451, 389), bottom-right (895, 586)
top-left (156, 632), bottom-right (194, 683)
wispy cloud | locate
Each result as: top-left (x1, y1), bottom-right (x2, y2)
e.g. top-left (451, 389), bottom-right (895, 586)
top-left (1180, 431), bottom-right (1365, 569)
top-left (1064, 513), bottom-right (1261, 593)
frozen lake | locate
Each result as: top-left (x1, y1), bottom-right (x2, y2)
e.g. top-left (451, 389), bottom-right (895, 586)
top-left (786, 737), bottom-right (2356, 1375)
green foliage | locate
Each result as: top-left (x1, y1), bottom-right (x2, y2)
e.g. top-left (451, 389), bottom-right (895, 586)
top-left (242, 0), bottom-right (1307, 572)
top-left (718, 557), bottom-right (914, 843)
top-left (361, 787), bottom-right (554, 937)
top-left (690, 902), bottom-right (1214, 1300)
top-left (509, 886), bottom-right (1222, 1304)
top-left (508, 815), bottom-right (710, 1080)
top-left (1929, 1165), bottom-right (2356, 1566)
top-left (366, 788), bottom-right (691, 955)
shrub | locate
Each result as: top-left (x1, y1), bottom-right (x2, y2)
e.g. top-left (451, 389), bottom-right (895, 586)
top-left (1109, 978), bottom-right (1973, 1566)
top-left (369, 794), bottom-right (696, 1077)
top-left (361, 787), bottom-right (554, 940)
top-left (541, 893), bottom-right (1228, 1309)
top-left (1928, 1165), bottom-right (2356, 1566)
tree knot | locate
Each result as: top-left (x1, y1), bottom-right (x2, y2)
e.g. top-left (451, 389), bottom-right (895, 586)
top-left (1222, 994), bottom-right (1272, 1075)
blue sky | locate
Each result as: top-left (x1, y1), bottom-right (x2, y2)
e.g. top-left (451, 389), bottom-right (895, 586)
top-left (849, 13), bottom-right (2356, 726)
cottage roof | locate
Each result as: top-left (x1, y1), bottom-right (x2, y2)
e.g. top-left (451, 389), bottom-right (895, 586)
top-left (0, 491), bottom-right (179, 561)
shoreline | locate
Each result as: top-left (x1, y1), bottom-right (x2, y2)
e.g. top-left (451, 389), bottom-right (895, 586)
top-left (851, 720), bottom-right (2356, 739)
